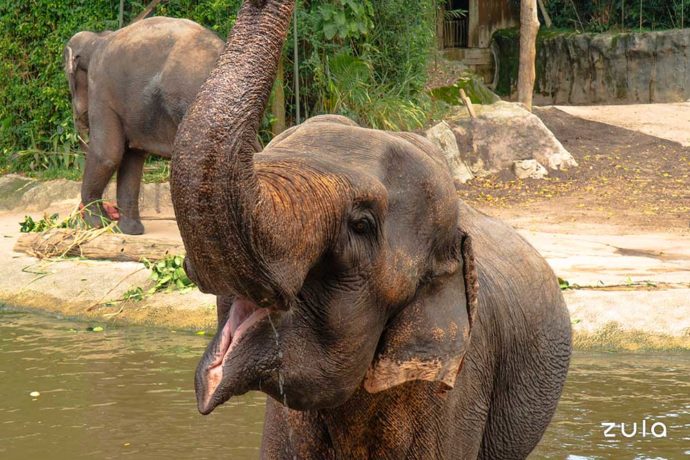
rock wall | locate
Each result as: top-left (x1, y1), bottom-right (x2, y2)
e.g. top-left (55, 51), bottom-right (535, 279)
top-left (494, 28), bottom-right (690, 104)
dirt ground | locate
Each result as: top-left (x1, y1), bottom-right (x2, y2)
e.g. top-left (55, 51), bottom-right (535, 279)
top-left (554, 103), bottom-right (690, 147)
top-left (459, 107), bottom-right (690, 234)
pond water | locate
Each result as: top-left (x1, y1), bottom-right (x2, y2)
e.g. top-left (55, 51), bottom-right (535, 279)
top-left (1, 309), bottom-right (688, 459)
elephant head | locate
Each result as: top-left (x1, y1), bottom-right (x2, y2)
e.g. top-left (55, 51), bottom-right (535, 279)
top-left (171, 0), bottom-right (478, 415)
top-left (64, 30), bottom-right (111, 151)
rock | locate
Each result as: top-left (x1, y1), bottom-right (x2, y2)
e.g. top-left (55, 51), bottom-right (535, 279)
top-left (514, 160), bottom-right (548, 179)
top-left (448, 101), bottom-right (578, 177)
top-left (425, 121), bottom-right (474, 184)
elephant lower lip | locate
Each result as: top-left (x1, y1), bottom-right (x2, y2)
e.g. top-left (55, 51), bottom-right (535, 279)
top-left (198, 297), bottom-right (272, 413)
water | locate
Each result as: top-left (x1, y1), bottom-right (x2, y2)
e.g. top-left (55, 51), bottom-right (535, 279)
top-left (1, 310), bottom-right (688, 459)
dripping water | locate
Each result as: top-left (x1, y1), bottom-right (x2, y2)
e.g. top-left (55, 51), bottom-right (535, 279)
top-left (268, 313), bottom-right (296, 460)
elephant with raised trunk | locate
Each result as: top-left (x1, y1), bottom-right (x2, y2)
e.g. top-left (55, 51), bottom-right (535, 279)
top-left (64, 17), bottom-right (224, 234)
top-left (171, 1), bottom-right (572, 458)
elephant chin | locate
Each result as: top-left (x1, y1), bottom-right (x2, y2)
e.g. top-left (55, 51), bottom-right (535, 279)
top-left (194, 296), bottom-right (276, 415)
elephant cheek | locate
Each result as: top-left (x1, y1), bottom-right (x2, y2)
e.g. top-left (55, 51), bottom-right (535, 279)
top-left (374, 252), bottom-right (420, 306)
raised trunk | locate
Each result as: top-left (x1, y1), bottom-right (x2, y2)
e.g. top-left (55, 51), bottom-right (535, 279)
top-left (171, 0), bottom-right (295, 300)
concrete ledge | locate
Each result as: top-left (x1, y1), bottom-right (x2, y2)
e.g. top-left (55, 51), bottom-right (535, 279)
top-left (565, 289), bottom-right (690, 351)
top-left (2, 175), bottom-right (688, 349)
top-left (0, 174), bottom-right (173, 217)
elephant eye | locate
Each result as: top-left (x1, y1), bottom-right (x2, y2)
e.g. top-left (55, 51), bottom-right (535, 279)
top-left (350, 216), bottom-right (374, 235)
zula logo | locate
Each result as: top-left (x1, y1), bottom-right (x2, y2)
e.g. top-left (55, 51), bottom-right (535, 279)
top-left (601, 420), bottom-right (668, 438)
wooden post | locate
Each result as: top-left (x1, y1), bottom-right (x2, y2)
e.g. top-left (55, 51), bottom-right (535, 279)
top-left (639, 0), bottom-right (643, 31)
top-left (518, 0), bottom-right (540, 111)
top-left (118, 0), bottom-right (125, 28)
top-left (293, 6), bottom-right (301, 124)
top-left (459, 89), bottom-right (477, 118)
top-left (568, 0), bottom-right (583, 30)
top-left (272, 57), bottom-right (286, 136)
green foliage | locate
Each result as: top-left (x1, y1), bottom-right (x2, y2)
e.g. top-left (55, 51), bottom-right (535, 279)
top-left (492, 28), bottom-right (520, 97)
top-left (291, 0), bottom-right (437, 131)
top-left (558, 277), bottom-right (573, 291)
top-left (18, 203), bottom-right (116, 234)
top-left (317, 0), bottom-right (373, 41)
top-left (142, 157), bottom-right (171, 183)
top-left (143, 255), bottom-right (195, 292)
top-left (19, 213), bottom-right (62, 233)
top-left (546, 0), bottom-right (690, 32)
top-left (122, 287), bottom-right (145, 302)
top-left (429, 73), bottom-right (501, 106)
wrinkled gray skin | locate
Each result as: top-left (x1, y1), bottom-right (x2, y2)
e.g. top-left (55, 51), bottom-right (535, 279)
top-left (171, 1), bottom-right (572, 459)
top-left (64, 17), bottom-right (224, 234)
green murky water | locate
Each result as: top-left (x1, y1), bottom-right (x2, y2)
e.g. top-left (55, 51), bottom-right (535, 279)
top-left (1, 309), bottom-right (688, 459)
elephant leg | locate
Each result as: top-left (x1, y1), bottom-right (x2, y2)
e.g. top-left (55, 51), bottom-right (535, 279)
top-left (116, 148), bottom-right (147, 235)
top-left (81, 108), bottom-right (124, 229)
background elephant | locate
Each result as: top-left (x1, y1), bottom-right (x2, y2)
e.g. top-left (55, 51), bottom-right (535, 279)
top-left (171, 1), bottom-right (572, 459)
top-left (64, 17), bottom-right (224, 234)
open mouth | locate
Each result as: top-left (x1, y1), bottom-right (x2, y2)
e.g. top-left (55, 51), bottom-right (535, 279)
top-left (197, 296), bottom-right (273, 414)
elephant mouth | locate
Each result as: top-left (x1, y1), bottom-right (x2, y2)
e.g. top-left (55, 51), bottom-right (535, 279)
top-left (196, 296), bottom-right (274, 415)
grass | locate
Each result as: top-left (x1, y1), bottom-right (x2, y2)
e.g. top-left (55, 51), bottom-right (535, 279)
top-left (1, 151), bottom-right (172, 183)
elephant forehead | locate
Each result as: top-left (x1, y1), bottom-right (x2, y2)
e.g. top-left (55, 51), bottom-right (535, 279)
top-left (264, 124), bottom-right (454, 198)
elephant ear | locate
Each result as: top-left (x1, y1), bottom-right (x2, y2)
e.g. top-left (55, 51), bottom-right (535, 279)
top-left (364, 231), bottom-right (478, 393)
top-left (64, 46), bottom-right (78, 95)
top-left (64, 46), bottom-right (90, 150)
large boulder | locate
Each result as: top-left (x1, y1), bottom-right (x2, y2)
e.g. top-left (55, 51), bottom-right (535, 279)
top-left (425, 121), bottom-right (474, 185)
top-left (429, 101), bottom-right (577, 181)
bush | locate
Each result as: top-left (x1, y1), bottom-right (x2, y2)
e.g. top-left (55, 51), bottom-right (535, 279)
top-left (546, 0), bottom-right (690, 32)
top-left (0, 1), bottom-right (121, 172)
top-left (288, 0), bottom-right (436, 130)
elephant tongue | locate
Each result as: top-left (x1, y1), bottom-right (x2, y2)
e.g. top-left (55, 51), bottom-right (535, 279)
top-left (200, 297), bottom-right (270, 410)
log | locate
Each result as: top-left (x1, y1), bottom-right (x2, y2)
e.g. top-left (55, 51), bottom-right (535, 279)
top-left (14, 228), bottom-right (185, 262)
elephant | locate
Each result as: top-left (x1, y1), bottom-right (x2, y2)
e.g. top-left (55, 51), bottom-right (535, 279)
top-left (170, 1), bottom-right (572, 459)
top-left (64, 17), bottom-right (225, 234)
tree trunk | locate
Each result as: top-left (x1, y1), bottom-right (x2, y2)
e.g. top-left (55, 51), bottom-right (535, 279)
top-left (118, 0), bottom-right (125, 28)
top-left (292, 6), bottom-right (301, 124)
top-left (518, 0), bottom-right (540, 111)
top-left (272, 57), bottom-right (286, 136)
top-left (131, 0), bottom-right (164, 24)
top-left (537, 0), bottom-right (552, 28)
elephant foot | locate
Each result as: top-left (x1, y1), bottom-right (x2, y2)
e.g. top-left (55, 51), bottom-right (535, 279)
top-left (81, 203), bottom-right (112, 229)
top-left (117, 216), bottom-right (145, 235)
